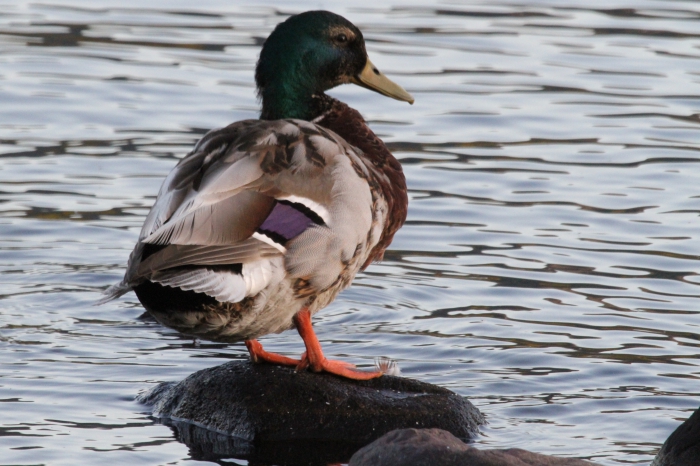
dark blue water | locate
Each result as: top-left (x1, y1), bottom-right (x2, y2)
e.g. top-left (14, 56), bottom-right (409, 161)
top-left (2, 1), bottom-right (700, 464)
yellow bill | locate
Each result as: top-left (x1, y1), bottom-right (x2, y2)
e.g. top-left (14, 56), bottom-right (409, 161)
top-left (351, 57), bottom-right (414, 104)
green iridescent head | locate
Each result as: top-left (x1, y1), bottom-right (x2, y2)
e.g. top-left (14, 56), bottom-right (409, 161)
top-left (255, 10), bottom-right (413, 121)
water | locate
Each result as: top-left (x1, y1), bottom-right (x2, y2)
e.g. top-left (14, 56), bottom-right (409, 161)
top-left (2, 1), bottom-right (700, 464)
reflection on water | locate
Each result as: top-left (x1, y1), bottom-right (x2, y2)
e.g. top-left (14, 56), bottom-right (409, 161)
top-left (164, 419), bottom-right (367, 465)
top-left (2, 1), bottom-right (700, 464)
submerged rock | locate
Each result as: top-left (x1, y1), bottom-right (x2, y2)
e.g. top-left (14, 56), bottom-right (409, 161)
top-left (159, 419), bottom-right (365, 465)
top-left (349, 428), bottom-right (598, 466)
top-left (138, 360), bottom-right (484, 462)
top-left (652, 405), bottom-right (700, 466)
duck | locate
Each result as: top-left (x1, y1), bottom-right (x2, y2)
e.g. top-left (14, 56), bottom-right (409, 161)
top-left (102, 10), bottom-right (413, 380)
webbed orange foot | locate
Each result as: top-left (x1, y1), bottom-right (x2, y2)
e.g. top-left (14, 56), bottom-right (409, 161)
top-left (293, 310), bottom-right (385, 380)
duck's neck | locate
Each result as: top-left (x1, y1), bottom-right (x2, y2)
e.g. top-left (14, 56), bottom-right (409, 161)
top-left (259, 85), bottom-right (334, 121)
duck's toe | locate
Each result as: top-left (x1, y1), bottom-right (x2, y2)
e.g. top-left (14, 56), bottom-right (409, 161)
top-left (245, 339), bottom-right (301, 366)
top-left (296, 351), bottom-right (357, 372)
top-left (318, 358), bottom-right (384, 380)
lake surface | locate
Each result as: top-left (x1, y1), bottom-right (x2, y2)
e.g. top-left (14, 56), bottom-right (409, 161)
top-left (2, 0), bottom-right (700, 464)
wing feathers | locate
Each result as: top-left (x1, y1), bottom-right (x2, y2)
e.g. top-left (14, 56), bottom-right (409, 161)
top-left (152, 267), bottom-right (247, 303)
top-left (258, 201), bottom-right (323, 244)
top-left (111, 118), bottom-right (380, 306)
top-left (136, 239), bottom-right (281, 278)
top-left (143, 191), bottom-right (274, 246)
top-left (151, 257), bottom-right (282, 304)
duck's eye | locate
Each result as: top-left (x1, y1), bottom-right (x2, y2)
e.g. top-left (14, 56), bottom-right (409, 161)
top-left (335, 33), bottom-right (348, 44)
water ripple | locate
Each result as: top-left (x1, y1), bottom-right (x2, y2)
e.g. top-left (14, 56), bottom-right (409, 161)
top-left (2, 1), bottom-right (700, 465)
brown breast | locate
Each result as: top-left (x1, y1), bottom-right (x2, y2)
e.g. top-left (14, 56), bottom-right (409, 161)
top-left (316, 100), bottom-right (408, 269)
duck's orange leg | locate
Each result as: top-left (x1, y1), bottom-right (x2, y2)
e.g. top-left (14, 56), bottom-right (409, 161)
top-left (293, 308), bottom-right (384, 380)
top-left (245, 339), bottom-right (300, 366)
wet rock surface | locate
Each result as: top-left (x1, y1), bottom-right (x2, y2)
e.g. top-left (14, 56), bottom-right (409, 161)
top-left (349, 428), bottom-right (598, 466)
top-left (137, 360), bottom-right (484, 463)
top-left (652, 405), bottom-right (700, 466)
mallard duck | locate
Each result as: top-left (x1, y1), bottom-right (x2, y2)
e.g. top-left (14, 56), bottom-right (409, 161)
top-left (103, 10), bottom-right (413, 380)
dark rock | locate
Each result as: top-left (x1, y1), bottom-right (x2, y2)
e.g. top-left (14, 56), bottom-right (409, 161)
top-left (652, 405), bottom-right (700, 466)
top-left (162, 419), bottom-right (362, 465)
top-left (349, 428), bottom-right (598, 466)
top-left (138, 360), bottom-right (484, 464)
